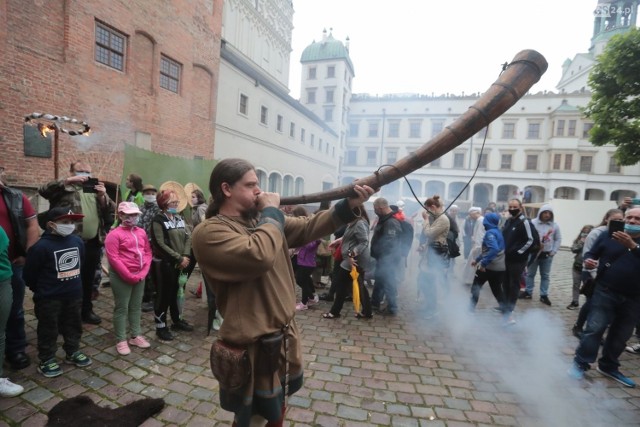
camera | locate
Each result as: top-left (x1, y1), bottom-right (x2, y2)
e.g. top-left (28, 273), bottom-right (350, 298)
top-left (608, 219), bottom-right (625, 236)
top-left (82, 177), bottom-right (99, 193)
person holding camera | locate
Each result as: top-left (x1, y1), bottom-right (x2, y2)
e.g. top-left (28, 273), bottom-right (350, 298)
top-left (417, 195), bottom-right (451, 319)
top-left (569, 207), bottom-right (640, 388)
top-left (39, 161), bottom-right (115, 325)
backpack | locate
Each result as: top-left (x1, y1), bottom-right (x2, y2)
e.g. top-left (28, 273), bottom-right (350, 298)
top-left (398, 220), bottom-right (414, 258)
top-left (446, 230), bottom-right (461, 258)
top-left (526, 219), bottom-right (541, 254)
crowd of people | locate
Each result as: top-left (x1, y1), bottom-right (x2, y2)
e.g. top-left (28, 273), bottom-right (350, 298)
top-left (0, 162), bottom-right (208, 396)
top-left (1, 158), bottom-right (639, 426)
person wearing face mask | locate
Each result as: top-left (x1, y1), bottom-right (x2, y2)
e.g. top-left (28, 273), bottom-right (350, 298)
top-left (149, 190), bottom-right (192, 341)
top-left (138, 184), bottom-right (161, 313)
top-left (38, 161), bottom-right (115, 325)
top-left (500, 199), bottom-right (537, 324)
top-left (105, 202), bottom-right (153, 355)
top-left (23, 208), bottom-right (92, 378)
top-left (569, 208), bottom-right (640, 388)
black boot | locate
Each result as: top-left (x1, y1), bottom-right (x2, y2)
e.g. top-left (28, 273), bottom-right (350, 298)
top-left (156, 327), bottom-right (174, 341)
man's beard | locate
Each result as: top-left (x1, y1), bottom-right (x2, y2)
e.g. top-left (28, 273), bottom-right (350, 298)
top-left (241, 206), bottom-right (259, 221)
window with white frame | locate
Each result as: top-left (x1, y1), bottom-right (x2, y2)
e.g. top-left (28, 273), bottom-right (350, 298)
top-left (260, 106), bottom-right (268, 125)
top-left (239, 94), bottom-right (248, 115)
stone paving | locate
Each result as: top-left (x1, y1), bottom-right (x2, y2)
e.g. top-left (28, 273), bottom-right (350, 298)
top-left (1, 249), bottom-right (640, 426)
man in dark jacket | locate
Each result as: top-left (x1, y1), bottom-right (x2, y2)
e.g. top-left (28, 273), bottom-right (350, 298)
top-left (569, 207), bottom-right (640, 388)
top-left (370, 198), bottom-right (403, 315)
top-left (0, 166), bottom-right (40, 370)
top-left (501, 199), bottom-right (535, 319)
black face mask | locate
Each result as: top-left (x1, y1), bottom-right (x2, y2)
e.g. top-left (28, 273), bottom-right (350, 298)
top-left (508, 209), bottom-right (520, 217)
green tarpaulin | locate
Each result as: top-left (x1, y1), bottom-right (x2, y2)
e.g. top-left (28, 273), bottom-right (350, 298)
top-left (121, 144), bottom-right (216, 199)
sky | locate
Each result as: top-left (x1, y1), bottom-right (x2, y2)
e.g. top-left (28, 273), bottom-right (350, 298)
top-left (288, 0), bottom-right (600, 98)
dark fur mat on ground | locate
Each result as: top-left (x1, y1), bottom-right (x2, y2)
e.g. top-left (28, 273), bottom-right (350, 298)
top-left (46, 395), bottom-right (165, 427)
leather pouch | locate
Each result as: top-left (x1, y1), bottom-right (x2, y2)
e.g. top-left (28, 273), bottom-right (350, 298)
top-left (210, 339), bottom-right (251, 392)
top-left (255, 332), bottom-right (283, 376)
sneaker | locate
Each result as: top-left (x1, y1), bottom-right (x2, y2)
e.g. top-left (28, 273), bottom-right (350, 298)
top-left (518, 291), bottom-right (532, 300)
top-left (504, 314), bottom-right (517, 326)
top-left (492, 306), bottom-right (504, 313)
top-left (295, 302), bottom-right (308, 311)
top-left (596, 367), bottom-right (636, 388)
top-left (128, 336), bottom-right (151, 349)
top-left (567, 301), bottom-right (579, 310)
top-left (625, 343), bottom-right (640, 354)
top-left (171, 319), bottom-right (194, 332)
top-left (38, 359), bottom-right (63, 378)
top-left (65, 351), bottom-right (92, 367)
top-left (540, 295), bottom-right (552, 306)
top-left (0, 378), bottom-right (24, 397)
top-left (156, 327), bottom-right (174, 341)
top-left (307, 294), bottom-right (319, 305)
top-left (567, 363), bottom-right (585, 380)
top-left (116, 341), bottom-right (131, 355)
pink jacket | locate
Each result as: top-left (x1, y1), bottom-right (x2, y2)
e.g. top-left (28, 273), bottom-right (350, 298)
top-left (105, 225), bottom-right (152, 285)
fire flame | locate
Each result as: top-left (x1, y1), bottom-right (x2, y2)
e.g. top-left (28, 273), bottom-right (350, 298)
top-left (37, 123), bottom-right (54, 137)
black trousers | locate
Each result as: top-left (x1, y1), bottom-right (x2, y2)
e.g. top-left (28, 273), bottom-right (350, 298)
top-left (502, 259), bottom-right (527, 313)
top-left (330, 265), bottom-right (371, 317)
top-left (470, 269), bottom-right (504, 309)
top-left (151, 259), bottom-right (180, 328)
top-left (34, 298), bottom-right (82, 362)
top-left (80, 237), bottom-right (102, 315)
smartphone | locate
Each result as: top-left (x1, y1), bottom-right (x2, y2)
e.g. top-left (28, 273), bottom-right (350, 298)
top-left (82, 177), bottom-right (99, 193)
top-left (631, 198), bottom-right (640, 205)
top-left (608, 219), bottom-right (625, 236)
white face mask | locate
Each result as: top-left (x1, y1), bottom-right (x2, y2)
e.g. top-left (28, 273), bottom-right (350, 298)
top-left (55, 223), bottom-right (76, 237)
top-left (143, 195), bottom-right (157, 203)
top-left (75, 171), bottom-right (91, 177)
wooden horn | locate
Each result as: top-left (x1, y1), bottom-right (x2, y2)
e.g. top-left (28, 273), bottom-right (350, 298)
top-left (280, 49), bottom-right (548, 205)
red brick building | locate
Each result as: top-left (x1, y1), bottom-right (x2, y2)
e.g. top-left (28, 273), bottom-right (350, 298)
top-left (0, 0), bottom-right (222, 189)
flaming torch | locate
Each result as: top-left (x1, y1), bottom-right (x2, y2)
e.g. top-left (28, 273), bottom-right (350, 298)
top-left (25, 113), bottom-right (91, 179)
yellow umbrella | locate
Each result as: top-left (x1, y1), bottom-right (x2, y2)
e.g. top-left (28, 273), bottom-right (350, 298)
top-left (350, 266), bottom-right (361, 314)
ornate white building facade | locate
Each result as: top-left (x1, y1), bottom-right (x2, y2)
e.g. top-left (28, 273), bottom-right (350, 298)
top-left (317, 0), bottom-right (640, 209)
top-left (214, 0), bottom-right (340, 196)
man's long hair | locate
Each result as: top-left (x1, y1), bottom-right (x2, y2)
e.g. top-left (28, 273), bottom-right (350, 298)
top-left (206, 158), bottom-right (256, 218)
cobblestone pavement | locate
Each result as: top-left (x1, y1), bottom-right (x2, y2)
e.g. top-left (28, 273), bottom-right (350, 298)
top-left (1, 250), bottom-right (639, 426)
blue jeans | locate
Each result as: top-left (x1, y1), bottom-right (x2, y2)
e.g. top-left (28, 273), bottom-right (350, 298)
top-left (574, 285), bottom-right (640, 371)
top-left (5, 263), bottom-right (26, 357)
top-left (525, 255), bottom-right (553, 297)
top-left (371, 256), bottom-right (400, 314)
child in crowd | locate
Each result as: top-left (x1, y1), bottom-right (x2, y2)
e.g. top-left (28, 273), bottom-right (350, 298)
top-left (105, 202), bottom-right (153, 355)
top-left (24, 208), bottom-right (91, 378)
top-left (0, 227), bottom-right (24, 396)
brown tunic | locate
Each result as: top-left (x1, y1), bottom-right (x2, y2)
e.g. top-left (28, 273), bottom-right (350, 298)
top-left (192, 205), bottom-right (348, 421)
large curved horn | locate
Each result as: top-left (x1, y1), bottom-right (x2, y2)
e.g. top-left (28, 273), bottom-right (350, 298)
top-left (280, 49), bottom-right (548, 205)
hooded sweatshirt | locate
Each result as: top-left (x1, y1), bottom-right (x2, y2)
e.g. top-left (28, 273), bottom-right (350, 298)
top-left (23, 230), bottom-right (85, 301)
top-left (475, 213), bottom-right (505, 270)
top-left (531, 204), bottom-right (562, 254)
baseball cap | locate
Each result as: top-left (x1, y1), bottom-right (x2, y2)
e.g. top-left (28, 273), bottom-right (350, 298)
top-left (46, 208), bottom-right (85, 222)
top-left (118, 201), bottom-right (141, 215)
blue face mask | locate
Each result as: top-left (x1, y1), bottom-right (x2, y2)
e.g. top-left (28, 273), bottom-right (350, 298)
top-left (167, 208), bottom-right (178, 214)
top-left (624, 224), bottom-right (640, 234)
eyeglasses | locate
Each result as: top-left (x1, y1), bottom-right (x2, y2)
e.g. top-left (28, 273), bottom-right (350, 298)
top-left (167, 201), bottom-right (179, 207)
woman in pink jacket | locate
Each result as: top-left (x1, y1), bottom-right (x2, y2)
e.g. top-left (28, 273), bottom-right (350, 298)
top-left (105, 202), bottom-right (153, 355)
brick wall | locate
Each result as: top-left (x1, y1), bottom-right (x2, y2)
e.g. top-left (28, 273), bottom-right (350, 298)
top-left (0, 0), bottom-right (222, 189)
